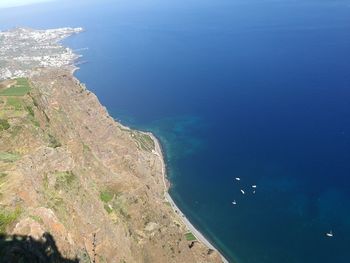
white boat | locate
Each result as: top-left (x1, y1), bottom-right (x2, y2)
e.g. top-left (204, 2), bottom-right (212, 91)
top-left (240, 189), bottom-right (245, 194)
top-left (253, 190), bottom-right (256, 194)
top-left (326, 231), bottom-right (333, 237)
top-left (235, 177), bottom-right (241, 181)
top-left (252, 185), bottom-right (257, 188)
top-left (232, 200), bottom-right (237, 205)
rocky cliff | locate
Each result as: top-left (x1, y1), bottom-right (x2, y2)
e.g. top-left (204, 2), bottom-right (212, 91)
top-left (0, 68), bottom-right (222, 263)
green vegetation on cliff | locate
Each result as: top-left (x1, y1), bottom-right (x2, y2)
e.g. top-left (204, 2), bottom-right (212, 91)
top-left (0, 152), bottom-right (20, 163)
top-left (0, 78), bottom-right (30, 96)
top-left (100, 190), bottom-right (114, 203)
top-left (0, 208), bottom-right (22, 233)
top-left (0, 119), bottom-right (10, 131)
top-left (185, 232), bottom-right (196, 241)
top-left (132, 131), bottom-right (155, 152)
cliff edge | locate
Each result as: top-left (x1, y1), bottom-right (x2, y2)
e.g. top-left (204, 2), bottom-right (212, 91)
top-left (0, 68), bottom-right (222, 263)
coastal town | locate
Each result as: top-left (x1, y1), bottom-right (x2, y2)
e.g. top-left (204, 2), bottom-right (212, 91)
top-left (0, 27), bottom-right (82, 80)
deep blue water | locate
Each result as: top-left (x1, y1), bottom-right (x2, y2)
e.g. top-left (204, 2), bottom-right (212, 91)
top-left (1, 0), bottom-right (350, 262)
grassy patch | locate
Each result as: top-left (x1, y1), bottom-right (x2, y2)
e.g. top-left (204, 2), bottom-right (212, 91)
top-left (25, 106), bottom-right (39, 127)
top-left (46, 193), bottom-right (65, 218)
top-left (10, 126), bottom-right (22, 138)
top-left (164, 201), bottom-right (172, 207)
top-left (43, 183), bottom-right (66, 218)
top-left (6, 97), bottom-right (23, 110)
top-left (104, 204), bottom-right (113, 214)
top-left (0, 78), bottom-right (30, 97)
top-left (31, 119), bottom-right (40, 127)
top-left (42, 172), bottom-right (75, 225)
top-left (0, 86), bottom-right (29, 96)
top-left (54, 171), bottom-right (76, 190)
top-left (48, 134), bottom-right (62, 148)
top-left (133, 132), bottom-right (155, 152)
top-left (100, 190), bottom-right (114, 203)
top-left (26, 106), bottom-right (34, 117)
top-left (0, 173), bottom-right (7, 192)
top-left (0, 152), bottom-right (20, 163)
top-left (16, 78), bottom-right (28, 86)
top-left (111, 195), bottom-right (130, 220)
top-left (98, 256), bottom-right (108, 263)
top-left (185, 232), bottom-right (196, 241)
top-left (82, 143), bottom-right (90, 152)
top-left (0, 119), bottom-right (10, 131)
top-left (0, 207), bottom-right (22, 233)
top-left (100, 189), bottom-right (131, 219)
top-left (32, 96), bottom-right (39, 107)
top-left (0, 173), bottom-right (7, 187)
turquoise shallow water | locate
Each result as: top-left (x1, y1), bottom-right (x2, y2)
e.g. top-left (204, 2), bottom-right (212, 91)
top-left (1, 0), bottom-right (350, 262)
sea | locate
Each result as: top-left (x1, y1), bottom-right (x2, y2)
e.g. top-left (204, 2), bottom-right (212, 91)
top-left (1, 0), bottom-right (350, 262)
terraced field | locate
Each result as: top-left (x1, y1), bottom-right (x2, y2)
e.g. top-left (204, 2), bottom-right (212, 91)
top-left (0, 78), bottom-right (31, 97)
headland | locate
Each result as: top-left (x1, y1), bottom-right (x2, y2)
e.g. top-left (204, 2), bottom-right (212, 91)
top-left (0, 27), bottom-right (228, 262)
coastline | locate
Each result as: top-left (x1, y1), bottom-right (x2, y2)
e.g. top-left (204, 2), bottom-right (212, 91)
top-left (0, 24), bottom-right (228, 263)
top-left (65, 28), bottom-right (230, 262)
top-left (148, 132), bottom-right (230, 263)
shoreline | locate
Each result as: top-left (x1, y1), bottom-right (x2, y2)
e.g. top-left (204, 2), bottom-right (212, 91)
top-left (0, 25), bottom-right (232, 263)
top-left (67, 29), bottom-right (230, 262)
top-left (148, 132), bottom-right (230, 263)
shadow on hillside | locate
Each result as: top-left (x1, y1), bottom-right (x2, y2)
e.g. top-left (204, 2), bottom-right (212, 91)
top-left (0, 232), bottom-right (79, 263)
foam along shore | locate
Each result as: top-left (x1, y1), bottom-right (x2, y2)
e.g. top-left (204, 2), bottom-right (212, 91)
top-left (148, 132), bottom-right (230, 263)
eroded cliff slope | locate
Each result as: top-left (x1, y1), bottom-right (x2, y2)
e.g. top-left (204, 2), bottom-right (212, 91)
top-left (0, 68), bottom-right (221, 263)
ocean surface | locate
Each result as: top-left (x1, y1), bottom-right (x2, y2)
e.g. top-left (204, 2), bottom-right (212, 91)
top-left (1, 0), bottom-right (350, 262)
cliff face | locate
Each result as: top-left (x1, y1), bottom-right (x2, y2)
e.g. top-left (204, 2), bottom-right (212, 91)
top-left (0, 68), bottom-right (221, 263)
